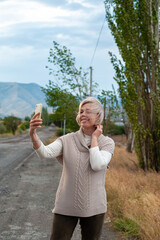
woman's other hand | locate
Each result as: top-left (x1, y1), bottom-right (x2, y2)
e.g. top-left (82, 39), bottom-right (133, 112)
top-left (92, 125), bottom-right (103, 139)
top-left (91, 125), bottom-right (103, 148)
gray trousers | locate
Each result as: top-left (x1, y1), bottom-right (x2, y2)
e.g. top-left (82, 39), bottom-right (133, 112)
top-left (50, 213), bottom-right (105, 240)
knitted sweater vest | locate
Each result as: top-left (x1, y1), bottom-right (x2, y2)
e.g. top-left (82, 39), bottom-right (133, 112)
top-left (52, 128), bottom-right (115, 217)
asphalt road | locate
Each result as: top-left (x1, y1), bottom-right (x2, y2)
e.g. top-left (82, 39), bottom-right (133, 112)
top-left (0, 126), bottom-right (56, 181)
top-left (0, 127), bottom-right (126, 240)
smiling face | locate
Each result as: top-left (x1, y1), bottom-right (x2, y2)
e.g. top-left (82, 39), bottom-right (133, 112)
top-left (79, 103), bottom-right (98, 129)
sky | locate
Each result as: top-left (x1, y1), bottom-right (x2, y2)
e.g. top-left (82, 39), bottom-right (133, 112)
top-left (0, 0), bottom-right (120, 93)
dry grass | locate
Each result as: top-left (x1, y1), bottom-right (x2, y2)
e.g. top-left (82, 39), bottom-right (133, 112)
top-left (105, 145), bottom-right (160, 240)
top-left (44, 133), bottom-right (160, 239)
top-left (44, 134), bottom-right (58, 145)
top-left (0, 130), bottom-right (27, 137)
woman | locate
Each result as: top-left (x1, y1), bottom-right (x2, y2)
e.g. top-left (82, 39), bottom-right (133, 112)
top-left (30, 97), bottom-right (115, 240)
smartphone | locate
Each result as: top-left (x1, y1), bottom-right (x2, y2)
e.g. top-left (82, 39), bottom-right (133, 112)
top-left (35, 103), bottom-right (42, 118)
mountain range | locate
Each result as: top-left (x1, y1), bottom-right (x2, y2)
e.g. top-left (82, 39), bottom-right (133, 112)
top-left (0, 82), bottom-right (50, 119)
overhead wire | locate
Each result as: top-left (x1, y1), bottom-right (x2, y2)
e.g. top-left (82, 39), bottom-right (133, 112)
top-left (90, 16), bottom-right (106, 66)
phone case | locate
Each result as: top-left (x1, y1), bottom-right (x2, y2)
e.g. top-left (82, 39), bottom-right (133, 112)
top-left (35, 103), bottom-right (42, 118)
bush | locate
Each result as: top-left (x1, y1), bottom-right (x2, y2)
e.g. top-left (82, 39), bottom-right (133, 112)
top-left (0, 123), bottom-right (7, 134)
top-left (24, 116), bottom-right (30, 121)
top-left (18, 128), bottom-right (23, 135)
top-left (3, 116), bottom-right (21, 135)
top-left (19, 121), bottom-right (30, 131)
top-left (56, 128), bottom-right (71, 136)
top-left (105, 121), bottom-right (125, 135)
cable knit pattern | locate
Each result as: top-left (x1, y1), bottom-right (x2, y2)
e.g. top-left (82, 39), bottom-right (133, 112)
top-left (52, 128), bottom-right (115, 217)
top-left (74, 152), bottom-right (90, 210)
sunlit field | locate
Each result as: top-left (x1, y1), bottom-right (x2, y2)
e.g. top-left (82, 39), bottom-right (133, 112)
top-left (106, 145), bottom-right (160, 240)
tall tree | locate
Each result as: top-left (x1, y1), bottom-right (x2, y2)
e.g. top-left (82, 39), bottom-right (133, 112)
top-left (42, 82), bottom-right (79, 131)
top-left (105, 0), bottom-right (160, 171)
top-left (45, 41), bottom-right (98, 100)
top-left (41, 106), bottom-right (50, 126)
top-left (43, 41), bottom-right (98, 131)
top-left (98, 86), bottom-right (120, 129)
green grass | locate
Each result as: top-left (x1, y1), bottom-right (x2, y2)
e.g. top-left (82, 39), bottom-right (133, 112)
top-left (114, 217), bottom-right (141, 239)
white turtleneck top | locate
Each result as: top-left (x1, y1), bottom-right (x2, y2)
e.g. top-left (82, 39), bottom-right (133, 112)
top-left (35, 134), bottom-right (112, 171)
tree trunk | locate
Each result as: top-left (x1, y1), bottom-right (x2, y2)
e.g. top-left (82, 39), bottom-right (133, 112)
top-left (126, 123), bottom-right (135, 153)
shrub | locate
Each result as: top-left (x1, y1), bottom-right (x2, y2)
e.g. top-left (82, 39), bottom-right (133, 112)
top-left (19, 121), bottom-right (30, 131)
top-left (56, 128), bottom-right (71, 136)
top-left (3, 116), bottom-right (21, 135)
top-left (0, 123), bottom-right (7, 134)
top-left (105, 121), bottom-right (125, 135)
top-left (24, 116), bottom-right (30, 121)
top-left (18, 128), bottom-right (23, 134)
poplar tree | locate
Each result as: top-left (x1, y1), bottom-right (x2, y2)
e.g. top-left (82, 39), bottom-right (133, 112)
top-left (105, 0), bottom-right (160, 171)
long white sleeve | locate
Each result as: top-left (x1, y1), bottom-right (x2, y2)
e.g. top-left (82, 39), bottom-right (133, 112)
top-left (89, 146), bottom-right (112, 171)
top-left (35, 139), bottom-right (63, 159)
top-left (83, 134), bottom-right (112, 171)
top-left (35, 135), bottom-right (112, 170)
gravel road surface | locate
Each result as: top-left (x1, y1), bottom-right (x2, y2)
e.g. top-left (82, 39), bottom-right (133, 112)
top-left (0, 126), bottom-right (56, 181)
top-left (0, 127), bottom-right (127, 240)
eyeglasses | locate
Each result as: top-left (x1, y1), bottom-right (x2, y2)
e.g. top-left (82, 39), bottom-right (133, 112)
top-left (80, 109), bottom-right (97, 115)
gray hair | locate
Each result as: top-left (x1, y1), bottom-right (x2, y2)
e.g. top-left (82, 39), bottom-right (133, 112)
top-left (76, 97), bottom-right (104, 125)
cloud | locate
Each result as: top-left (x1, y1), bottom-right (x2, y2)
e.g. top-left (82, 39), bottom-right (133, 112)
top-left (0, 0), bottom-right (109, 50)
top-left (0, 0), bottom-right (118, 91)
top-left (67, 0), bottom-right (96, 8)
top-left (0, 0), bottom-right (107, 53)
top-left (0, 0), bottom-right (78, 28)
top-left (0, 0), bottom-right (104, 30)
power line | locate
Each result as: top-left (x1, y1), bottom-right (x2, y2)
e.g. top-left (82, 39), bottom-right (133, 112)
top-left (90, 17), bottom-right (106, 66)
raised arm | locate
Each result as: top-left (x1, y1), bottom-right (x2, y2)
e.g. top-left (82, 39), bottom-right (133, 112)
top-left (91, 124), bottom-right (103, 148)
top-left (29, 112), bottom-right (42, 150)
top-left (90, 125), bottom-right (113, 171)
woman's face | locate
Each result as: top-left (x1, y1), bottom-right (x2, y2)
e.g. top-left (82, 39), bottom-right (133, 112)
top-left (79, 103), bottom-right (98, 128)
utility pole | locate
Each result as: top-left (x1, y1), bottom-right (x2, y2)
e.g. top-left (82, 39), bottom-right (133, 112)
top-left (90, 66), bottom-right (93, 96)
top-left (63, 114), bottom-right (66, 135)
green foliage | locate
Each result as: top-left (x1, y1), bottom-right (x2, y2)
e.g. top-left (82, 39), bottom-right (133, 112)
top-left (0, 122), bottom-right (7, 134)
top-left (114, 217), bottom-right (140, 239)
top-left (18, 128), bottom-right (23, 135)
top-left (56, 128), bottom-right (72, 136)
top-left (41, 107), bottom-right (50, 126)
top-left (42, 82), bottom-right (79, 131)
top-left (105, 121), bottom-right (125, 135)
top-left (105, 0), bottom-right (160, 171)
top-left (24, 116), bottom-right (30, 121)
top-left (19, 121), bottom-right (30, 131)
top-left (48, 113), bottom-right (54, 124)
top-left (45, 41), bottom-right (99, 99)
top-left (3, 116), bottom-right (21, 135)
top-left (42, 41), bottom-right (101, 132)
top-left (98, 85), bottom-right (121, 129)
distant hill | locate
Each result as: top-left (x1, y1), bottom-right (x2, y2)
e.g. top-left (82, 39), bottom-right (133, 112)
top-left (0, 82), bottom-right (51, 118)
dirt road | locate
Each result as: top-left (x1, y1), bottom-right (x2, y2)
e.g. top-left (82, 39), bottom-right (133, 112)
top-left (0, 127), bottom-right (126, 240)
